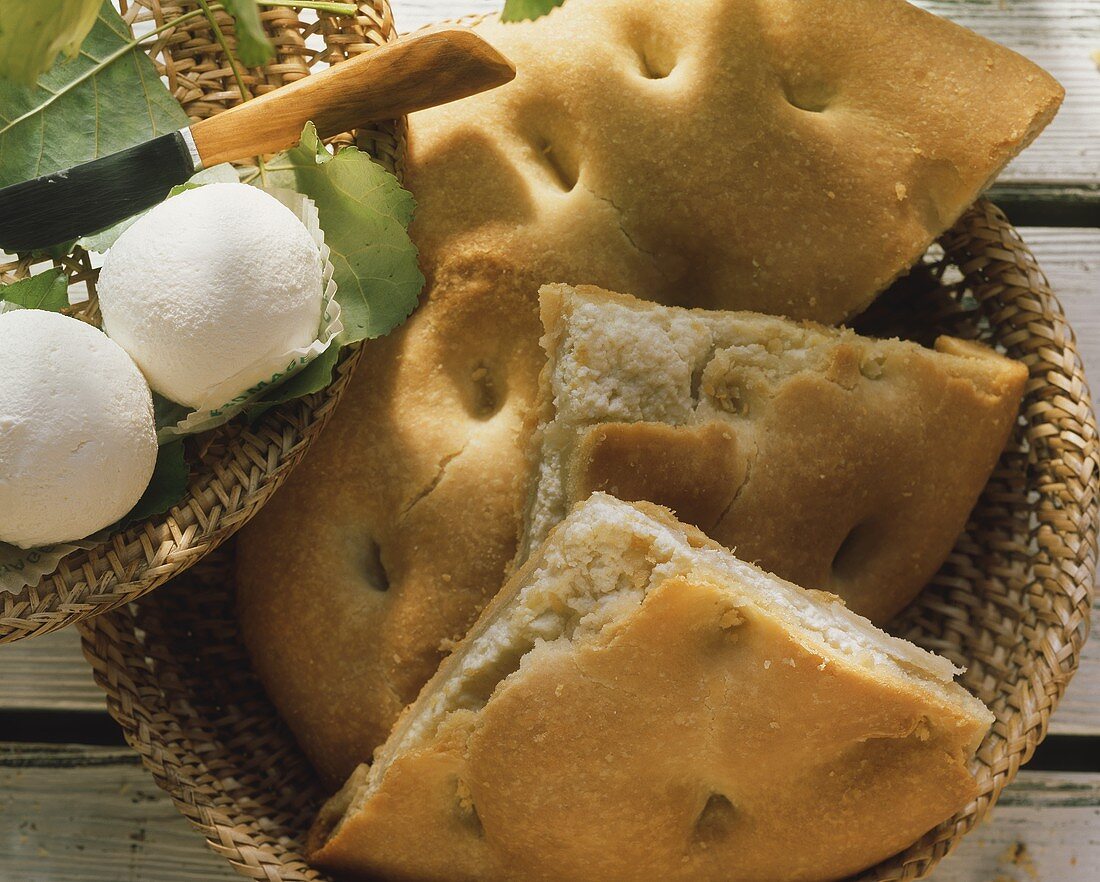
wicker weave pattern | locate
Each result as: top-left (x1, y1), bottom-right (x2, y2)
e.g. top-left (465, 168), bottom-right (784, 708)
top-left (0, 0), bottom-right (400, 643)
top-left (861, 202), bottom-right (1098, 880)
top-left (80, 197), bottom-right (1097, 882)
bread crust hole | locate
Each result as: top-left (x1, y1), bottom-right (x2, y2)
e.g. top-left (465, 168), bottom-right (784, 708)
top-left (831, 521), bottom-right (871, 581)
top-left (781, 80), bottom-right (831, 114)
top-left (694, 792), bottom-right (736, 841)
top-left (637, 46), bottom-right (675, 79)
top-left (360, 537), bottom-right (390, 593)
top-left (470, 363), bottom-right (504, 419)
top-left (536, 139), bottom-right (579, 192)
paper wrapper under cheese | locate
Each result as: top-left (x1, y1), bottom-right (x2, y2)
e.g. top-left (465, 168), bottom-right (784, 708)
top-left (0, 534), bottom-right (104, 594)
top-left (157, 188), bottom-right (342, 441)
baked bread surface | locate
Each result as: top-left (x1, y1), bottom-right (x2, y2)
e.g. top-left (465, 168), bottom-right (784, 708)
top-left (520, 283), bottom-right (1027, 623)
top-left (235, 0), bottom-right (1059, 787)
top-left (308, 494), bottom-right (993, 882)
top-left (408, 0), bottom-right (1062, 324)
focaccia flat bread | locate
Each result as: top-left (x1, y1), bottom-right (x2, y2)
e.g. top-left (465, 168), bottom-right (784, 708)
top-left (236, 0), bottom-right (1058, 787)
top-left (520, 283), bottom-right (1027, 623)
top-left (308, 494), bottom-right (993, 882)
top-left (410, 0), bottom-right (1062, 324)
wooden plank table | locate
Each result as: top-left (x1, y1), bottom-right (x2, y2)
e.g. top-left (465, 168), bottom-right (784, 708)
top-left (1, 1), bottom-right (1098, 879)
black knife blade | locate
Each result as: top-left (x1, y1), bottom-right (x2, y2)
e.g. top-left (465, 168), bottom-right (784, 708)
top-left (0, 30), bottom-right (518, 256)
top-left (0, 130), bottom-right (199, 254)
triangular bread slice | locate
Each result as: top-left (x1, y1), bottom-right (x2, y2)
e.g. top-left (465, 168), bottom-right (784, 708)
top-left (308, 494), bottom-right (992, 882)
top-left (519, 283), bottom-right (1027, 623)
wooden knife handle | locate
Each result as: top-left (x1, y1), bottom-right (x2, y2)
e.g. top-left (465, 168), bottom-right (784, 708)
top-left (189, 29), bottom-right (514, 167)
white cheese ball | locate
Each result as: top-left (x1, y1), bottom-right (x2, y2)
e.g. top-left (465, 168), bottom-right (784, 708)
top-left (0, 310), bottom-right (158, 548)
top-left (97, 182), bottom-right (324, 408)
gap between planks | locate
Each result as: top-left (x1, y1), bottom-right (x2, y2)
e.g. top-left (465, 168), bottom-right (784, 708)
top-left (0, 743), bottom-right (1098, 882)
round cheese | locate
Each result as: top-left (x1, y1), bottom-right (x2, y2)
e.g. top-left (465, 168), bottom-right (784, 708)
top-left (96, 182), bottom-right (324, 408)
top-left (0, 309), bottom-right (158, 548)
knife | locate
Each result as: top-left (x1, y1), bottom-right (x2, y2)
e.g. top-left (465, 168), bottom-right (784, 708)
top-left (0, 29), bottom-right (514, 253)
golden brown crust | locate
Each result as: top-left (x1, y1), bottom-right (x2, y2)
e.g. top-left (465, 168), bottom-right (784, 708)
top-left (524, 284), bottom-right (1028, 623)
top-left (569, 421), bottom-right (746, 532)
top-left (235, 257), bottom-right (544, 787)
top-left (310, 498), bottom-right (990, 882)
top-left (407, 0), bottom-right (1062, 324)
top-left (236, 0), bottom-right (1056, 787)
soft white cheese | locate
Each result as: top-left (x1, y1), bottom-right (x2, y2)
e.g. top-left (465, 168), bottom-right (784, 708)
top-left (0, 309), bottom-right (158, 548)
top-left (96, 182), bottom-right (324, 408)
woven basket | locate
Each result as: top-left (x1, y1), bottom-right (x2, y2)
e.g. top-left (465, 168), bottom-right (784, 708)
top-left (0, 0), bottom-right (403, 643)
top-left (79, 196), bottom-right (1098, 881)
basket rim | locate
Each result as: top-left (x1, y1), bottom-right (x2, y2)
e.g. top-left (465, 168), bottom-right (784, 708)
top-left (0, 0), bottom-right (405, 644)
top-left (79, 197), bottom-right (1098, 882)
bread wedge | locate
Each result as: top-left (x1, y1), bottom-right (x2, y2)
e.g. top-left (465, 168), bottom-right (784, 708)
top-left (519, 283), bottom-right (1026, 623)
top-left (308, 494), bottom-right (993, 882)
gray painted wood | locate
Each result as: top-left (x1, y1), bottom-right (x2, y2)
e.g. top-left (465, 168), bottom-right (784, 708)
top-left (0, 631), bottom-right (99, 712)
top-left (0, 744), bottom-right (1097, 882)
top-left (937, 772), bottom-right (1100, 880)
top-left (0, 745), bottom-right (239, 882)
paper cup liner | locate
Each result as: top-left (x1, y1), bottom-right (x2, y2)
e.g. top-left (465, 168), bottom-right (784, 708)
top-left (0, 536), bottom-right (106, 594)
top-left (156, 188), bottom-right (342, 441)
top-left (0, 189), bottom-right (342, 592)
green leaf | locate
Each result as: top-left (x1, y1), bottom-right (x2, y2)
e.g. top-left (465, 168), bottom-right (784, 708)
top-left (76, 213), bottom-right (143, 256)
top-left (152, 394), bottom-right (191, 432)
top-left (264, 122), bottom-right (424, 344)
top-left (40, 239), bottom-right (78, 261)
top-left (118, 440), bottom-right (189, 526)
top-left (501, 0), bottom-right (565, 23)
top-left (77, 163), bottom-right (241, 253)
top-left (0, 1), bottom-right (189, 189)
top-left (0, 269), bottom-right (69, 312)
top-left (222, 0), bottom-right (275, 68)
top-left (246, 345), bottom-right (340, 422)
top-left (0, 0), bottom-right (102, 84)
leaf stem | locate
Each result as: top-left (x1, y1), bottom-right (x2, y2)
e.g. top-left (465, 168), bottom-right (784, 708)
top-left (196, 0), bottom-right (276, 181)
top-left (142, 7), bottom-right (213, 40)
top-left (196, 0), bottom-right (253, 101)
top-left (256, 0), bottom-right (358, 12)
